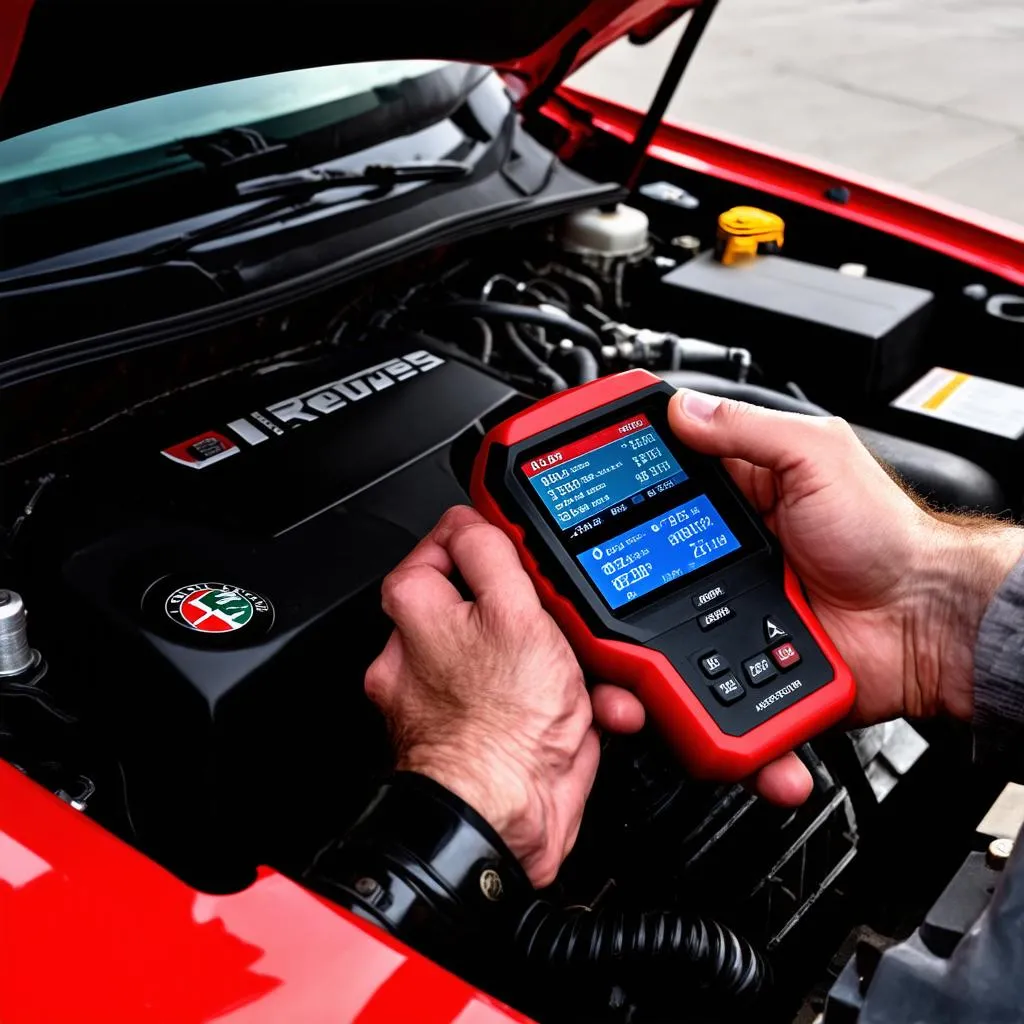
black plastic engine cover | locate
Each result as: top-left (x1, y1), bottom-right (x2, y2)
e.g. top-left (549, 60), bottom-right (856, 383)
top-left (54, 337), bottom-right (514, 888)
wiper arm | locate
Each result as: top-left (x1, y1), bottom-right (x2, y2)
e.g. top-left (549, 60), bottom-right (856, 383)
top-left (235, 159), bottom-right (471, 199)
top-left (138, 160), bottom-right (472, 263)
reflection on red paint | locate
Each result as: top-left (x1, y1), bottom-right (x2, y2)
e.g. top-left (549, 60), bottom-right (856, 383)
top-left (0, 761), bottom-right (529, 1024)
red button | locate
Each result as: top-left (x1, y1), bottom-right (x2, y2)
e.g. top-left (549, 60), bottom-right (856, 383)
top-left (770, 642), bottom-right (802, 670)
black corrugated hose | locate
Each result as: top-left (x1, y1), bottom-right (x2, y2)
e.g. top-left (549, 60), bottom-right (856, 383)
top-left (515, 901), bottom-right (770, 1000)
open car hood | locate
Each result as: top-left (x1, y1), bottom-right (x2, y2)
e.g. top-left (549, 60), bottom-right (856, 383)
top-left (0, 0), bottom-right (696, 139)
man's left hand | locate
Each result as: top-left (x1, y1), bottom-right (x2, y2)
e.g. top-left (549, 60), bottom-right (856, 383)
top-left (366, 505), bottom-right (640, 886)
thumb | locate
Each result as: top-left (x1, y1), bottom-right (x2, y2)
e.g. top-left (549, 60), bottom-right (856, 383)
top-left (668, 389), bottom-right (854, 473)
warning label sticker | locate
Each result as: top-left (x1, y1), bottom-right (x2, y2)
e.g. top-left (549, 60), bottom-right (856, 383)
top-left (891, 367), bottom-right (1024, 440)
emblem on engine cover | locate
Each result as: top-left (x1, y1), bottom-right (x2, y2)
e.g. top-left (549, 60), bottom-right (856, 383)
top-left (165, 582), bottom-right (272, 634)
top-left (161, 431), bottom-right (240, 469)
top-left (159, 350), bottom-right (445, 470)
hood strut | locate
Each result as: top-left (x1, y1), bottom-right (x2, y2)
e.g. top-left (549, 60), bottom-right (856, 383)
top-left (624, 0), bottom-right (720, 192)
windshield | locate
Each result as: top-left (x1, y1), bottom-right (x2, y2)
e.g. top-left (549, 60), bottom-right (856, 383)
top-left (0, 60), bottom-right (451, 214)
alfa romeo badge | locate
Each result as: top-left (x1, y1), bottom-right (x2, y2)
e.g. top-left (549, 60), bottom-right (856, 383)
top-left (165, 582), bottom-right (273, 634)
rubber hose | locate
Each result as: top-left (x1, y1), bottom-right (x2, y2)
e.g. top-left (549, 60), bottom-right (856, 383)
top-left (436, 299), bottom-right (603, 356)
top-left (501, 323), bottom-right (569, 393)
top-left (516, 902), bottom-right (769, 1000)
top-left (553, 344), bottom-right (600, 385)
top-left (658, 371), bottom-right (832, 416)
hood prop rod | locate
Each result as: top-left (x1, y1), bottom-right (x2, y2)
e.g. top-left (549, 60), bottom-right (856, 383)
top-left (623, 0), bottom-right (721, 193)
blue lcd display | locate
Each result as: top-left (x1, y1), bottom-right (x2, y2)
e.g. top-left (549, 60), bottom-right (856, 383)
top-left (577, 494), bottom-right (741, 609)
top-left (522, 417), bottom-right (686, 531)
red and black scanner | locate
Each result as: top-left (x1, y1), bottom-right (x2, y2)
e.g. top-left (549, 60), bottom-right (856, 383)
top-left (470, 369), bottom-right (855, 782)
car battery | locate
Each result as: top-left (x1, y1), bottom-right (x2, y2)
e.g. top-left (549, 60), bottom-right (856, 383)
top-left (886, 366), bottom-right (1024, 502)
top-left (660, 252), bottom-right (933, 405)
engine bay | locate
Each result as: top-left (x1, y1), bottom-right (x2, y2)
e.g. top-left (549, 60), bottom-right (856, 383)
top-left (2, 157), bottom-right (1022, 1022)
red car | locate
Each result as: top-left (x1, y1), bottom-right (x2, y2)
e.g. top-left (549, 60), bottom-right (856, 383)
top-left (0, 2), bottom-right (1021, 1022)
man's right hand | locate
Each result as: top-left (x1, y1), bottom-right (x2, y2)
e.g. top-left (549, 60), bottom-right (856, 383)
top-left (666, 391), bottom-right (1024, 739)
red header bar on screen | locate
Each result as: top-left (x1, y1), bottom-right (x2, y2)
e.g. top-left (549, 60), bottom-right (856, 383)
top-left (520, 414), bottom-right (651, 478)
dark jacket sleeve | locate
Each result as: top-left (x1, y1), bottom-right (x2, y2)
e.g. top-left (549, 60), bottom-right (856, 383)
top-left (853, 557), bottom-right (1024, 1022)
top-left (974, 554), bottom-right (1024, 777)
top-left (303, 771), bottom-right (533, 966)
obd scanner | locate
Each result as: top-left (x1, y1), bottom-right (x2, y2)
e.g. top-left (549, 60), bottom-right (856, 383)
top-left (471, 369), bottom-right (855, 780)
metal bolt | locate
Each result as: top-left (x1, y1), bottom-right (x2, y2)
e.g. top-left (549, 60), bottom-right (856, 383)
top-left (987, 837), bottom-right (1015, 869)
top-left (608, 986), bottom-right (628, 1010)
top-left (963, 283), bottom-right (988, 301)
top-left (0, 590), bottom-right (35, 677)
top-left (825, 184), bottom-right (851, 204)
top-left (354, 876), bottom-right (381, 897)
top-left (670, 235), bottom-right (702, 255)
top-left (479, 868), bottom-right (503, 901)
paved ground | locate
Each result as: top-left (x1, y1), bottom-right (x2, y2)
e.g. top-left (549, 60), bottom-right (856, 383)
top-left (569, 0), bottom-right (1024, 228)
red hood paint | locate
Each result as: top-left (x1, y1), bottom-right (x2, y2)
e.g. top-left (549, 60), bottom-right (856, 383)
top-left (551, 88), bottom-right (1024, 286)
top-left (0, 760), bottom-right (529, 1024)
top-left (499, 0), bottom-right (696, 96)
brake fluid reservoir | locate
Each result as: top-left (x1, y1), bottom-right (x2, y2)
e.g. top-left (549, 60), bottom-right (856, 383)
top-left (558, 205), bottom-right (650, 260)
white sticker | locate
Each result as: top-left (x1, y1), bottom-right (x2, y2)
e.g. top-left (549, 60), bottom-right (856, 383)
top-left (891, 367), bottom-right (1024, 440)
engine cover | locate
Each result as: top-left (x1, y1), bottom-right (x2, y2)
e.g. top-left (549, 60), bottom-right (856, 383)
top-left (50, 338), bottom-right (514, 888)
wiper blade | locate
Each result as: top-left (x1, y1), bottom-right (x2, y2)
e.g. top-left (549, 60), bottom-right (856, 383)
top-left (235, 159), bottom-right (471, 199)
top-left (138, 160), bottom-right (472, 263)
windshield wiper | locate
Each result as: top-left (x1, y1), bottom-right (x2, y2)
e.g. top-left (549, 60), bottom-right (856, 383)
top-left (139, 159), bottom-right (472, 263)
top-left (235, 159), bottom-right (471, 198)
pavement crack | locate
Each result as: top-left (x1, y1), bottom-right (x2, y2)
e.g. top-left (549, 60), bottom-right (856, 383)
top-left (914, 136), bottom-right (1023, 190)
top-left (772, 62), bottom-right (1021, 136)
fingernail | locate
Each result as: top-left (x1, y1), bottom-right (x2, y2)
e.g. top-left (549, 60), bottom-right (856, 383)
top-left (679, 390), bottom-right (722, 422)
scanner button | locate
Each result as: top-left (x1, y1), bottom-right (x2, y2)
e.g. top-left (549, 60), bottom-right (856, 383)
top-left (698, 605), bottom-right (734, 631)
top-left (693, 584), bottom-right (727, 610)
top-left (764, 616), bottom-right (790, 643)
top-left (699, 652), bottom-right (729, 678)
top-left (770, 642), bottom-right (802, 671)
top-left (743, 654), bottom-right (777, 687)
top-left (710, 675), bottom-right (745, 705)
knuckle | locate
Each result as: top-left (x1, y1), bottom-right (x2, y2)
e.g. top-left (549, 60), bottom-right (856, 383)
top-left (492, 595), bottom-right (535, 634)
top-left (822, 415), bottom-right (856, 443)
top-left (438, 504), bottom-right (474, 532)
top-left (380, 566), bottom-right (422, 615)
top-left (436, 504), bottom-right (484, 540)
top-left (363, 660), bottom-right (392, 706)
top-left (721, 397), bottom-right (754, 427)
top-left (450, 519), bottom-right (510, 562)
top-left (452, 519), bottom-right (500, 545)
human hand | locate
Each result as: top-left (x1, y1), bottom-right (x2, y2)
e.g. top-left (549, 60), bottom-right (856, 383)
top-left (659, 390), bottom-right (1024, 797)
top-left (365, 505), bottom-right (640, 887)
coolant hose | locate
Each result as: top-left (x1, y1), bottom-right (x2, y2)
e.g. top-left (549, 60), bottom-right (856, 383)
top-left (516, 902), bottom-right (770, 999)
top-left (435, 299), bottom-right (603, 356)
top-left (552, 344), bottom-right (600, 385)
top-left (501, 323), bottom-right (569, 392)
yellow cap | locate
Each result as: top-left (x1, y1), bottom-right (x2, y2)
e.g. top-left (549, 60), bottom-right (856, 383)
top-left (715, 206), bottom-right (785, 266)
